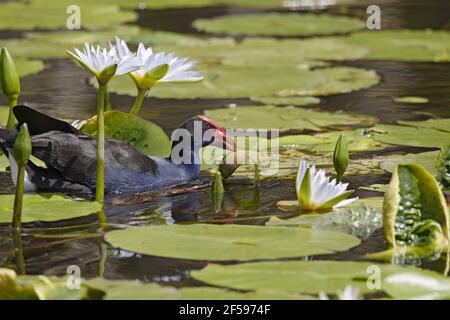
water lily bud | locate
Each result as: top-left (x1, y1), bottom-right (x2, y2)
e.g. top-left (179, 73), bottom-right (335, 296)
top-left (212, 170), bottom-right (224, 194)
top-left (0, 47), bottom-right (20, 100)
top-left (98, 64), bottom-right (117, 85)
top-left (13, 123), bottom-right (31, 166)
top-left (333, 134), bottom-right (349, 182)
top-left (139, 64), bottom-right (169, 89)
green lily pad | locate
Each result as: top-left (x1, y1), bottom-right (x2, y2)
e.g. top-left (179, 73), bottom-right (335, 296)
top-left (105, 65), bottom-right (379, 99)
top-left (84, 278), bottom-right (180, 300)
top-left (0, 194), bottom-right (101, 223)
top-left (81, 110), bottom-right (171, 157)
top-left (193, 13), bottom-right (365, 37)
top-left (0, 0), bottom-right (136, 31)
top-left (180, 287), bottom-right (315, 300)
top-left (436, 144), bottom-right (450, 191)
top-left (15, 59), bottom-right (45, 77)
top-left (204, 106), bottom-right (376, 132)
top-left (105, 224), bottom-right (360, 261)
top-left (380, 151), bottom-right (440, 174)
top-left (359, 184), bottom-right (388, 193)
top-left (383, 269), bottom-right (450, 299)
top-left (343, 30), bottom-right (450, 62)
top-left (268, 205), bottom-right (382, 240)
top-left (394, 96), bottom-right (429, 104)
top-left (250, 96), bottom-right (321, 106)
top-left (370, 124), bottom-right (450, 148)
top-left (279, 129), bottom-right (388, 152)
top-left (397, 118), bottom-right (450, 133)
top-left (191, 260), bottom-right (414, 295)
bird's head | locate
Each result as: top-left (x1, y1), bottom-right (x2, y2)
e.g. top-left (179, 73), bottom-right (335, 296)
top-left (173, 115), bottom-right (236, 152)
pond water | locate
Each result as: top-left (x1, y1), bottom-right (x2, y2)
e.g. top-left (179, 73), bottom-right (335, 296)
top-left (0, 0), bottom-right (450, 291)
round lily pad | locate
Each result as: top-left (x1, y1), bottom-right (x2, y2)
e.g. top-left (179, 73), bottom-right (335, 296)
top-left (343, 30), bottom-right (450, 62)
top-left (105, 224), bottom-right (360, 261)
top-left (394, 96), bottom-right (429, 104)
top-left (0, 0), bottom-right (136, 31)
top-left (81, 111), bottom-right (171, 157)
top-left (104, 65), bottom-right (379, 100)
top-left (191, 260), bottom-right (415, 295)
top-left (193, 13), bottom-right (365, 37)
top-left (370, 124), bottom-right (450, 148)
top-left (204, 106), bottom-right (376, 132)
top-left (0, 194), bottom-right (101, 223)
top-left (84, 278), bottom-right (180, 300)
top-left (279, 129), bottom-right (388, 152)
top-left (380, 151), bottom-right (440, 174)
top-left (250, 96), bottom-right (320, 106)
top-left (180, 287), bottom-right (315, 300)
top-left (397, 118), bottom-right (450, 133)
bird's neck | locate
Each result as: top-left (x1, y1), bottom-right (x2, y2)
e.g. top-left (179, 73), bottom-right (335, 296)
top-left (169, 140), bottom-right (201, 179)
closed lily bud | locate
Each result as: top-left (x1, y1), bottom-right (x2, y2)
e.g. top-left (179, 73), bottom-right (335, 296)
top-left (0, 47), bottom-right (20, 100)
top-left (212, 170), bottom-right (224, 194)
top-left (13, 123), bottom-right (31, 166)
top-left (333, 134), bottom-right (349, 182)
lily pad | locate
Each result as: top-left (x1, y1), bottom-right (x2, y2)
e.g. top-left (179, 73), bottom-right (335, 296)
top-left (105, 65), bottom-right (379, 100)
top-left (0, 0), bottom-right (136, 31)
top-left (84, 278), bottom-right (180, 300)
top-left (180, 287), bottom-right (315, 300)
top-left (370, 124), bottom-right (450, 148)
top-left (81, 111), bottom-right (171, 157)
top-left (191, 260), bottom-right (414, 295)
top-left (279, 129), bottom-right (388, 152)
top-left (397, 118), bottom-right (450, 133)
top-left (343, 30), bottom-right (450, 62)
top-left (204, 106), bottom-right (376, 132)
top-left (383, 269), bottom-right (450, 300)
top-left (394, 96), bottom-right (429, 104)
top-left (380, 151), bottom-right (440, 174)
top-left (268, 205), bottom-right (382, 240)
top-left (15, 59), bottom-right (45, 77)
top-left (0, 194), bottom-right (101, 223)
top-left (250, 96), bottom-right (320, 106)
top-left (193, 13), bottom-right (365, 37)
top-left (105, 224), bottom-right (360, 261)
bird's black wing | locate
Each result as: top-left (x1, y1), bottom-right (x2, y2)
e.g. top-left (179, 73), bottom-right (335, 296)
top-left (13, 105), bottom-right (81, 135)
top-left (31, 131), bottom-right (159, 187)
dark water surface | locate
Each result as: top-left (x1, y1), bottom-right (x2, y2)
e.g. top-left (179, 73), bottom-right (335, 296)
top-left (1, 0), bottom-right (450, 286)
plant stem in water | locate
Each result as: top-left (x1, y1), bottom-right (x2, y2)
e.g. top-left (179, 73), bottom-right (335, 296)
top-left (129, 88), bottom-right (148, 115)
top-left (6, 97), bottom-right (17, 129)
top-left (96, 83), bottom-right (106, 203)
top-left (12, 164), bottom-right (25, 274)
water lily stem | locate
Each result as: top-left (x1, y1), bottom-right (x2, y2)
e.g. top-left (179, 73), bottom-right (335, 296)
top-left (6, 97), bottom-right (17, 129)
top-left (104, 84), bottom-right (112, 112)
top-left (129, 88), bottom-right (148, 115)
top-left (96, 83), bottom-right (106, 203)
top-left (336, 172), bottom-right (344, 183)
top-left (13, 165), bottom-right (25, 231)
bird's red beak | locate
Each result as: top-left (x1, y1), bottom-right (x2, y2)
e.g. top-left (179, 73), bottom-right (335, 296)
top-left (213, 128), bottom-right (236, 151)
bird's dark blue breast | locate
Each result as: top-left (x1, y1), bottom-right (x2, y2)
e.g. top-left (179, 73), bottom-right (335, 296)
top-left (103, 157), bottom-right (201, 194)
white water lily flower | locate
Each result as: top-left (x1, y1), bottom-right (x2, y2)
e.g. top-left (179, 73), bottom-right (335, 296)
top-left (111, 36), bottom-right (203, 89)
top-left (296, 158), bottom-right (357, 211)
top-left (66, 42), bottom-right (141, 84)
top-left (319, 285), bottom-right (360, 300)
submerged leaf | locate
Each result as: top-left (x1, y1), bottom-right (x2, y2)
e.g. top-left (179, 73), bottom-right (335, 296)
top-left (105, 224), bottom-right (360, 261)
